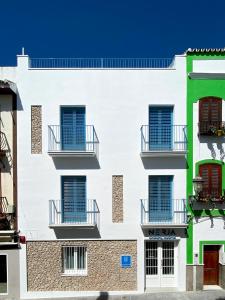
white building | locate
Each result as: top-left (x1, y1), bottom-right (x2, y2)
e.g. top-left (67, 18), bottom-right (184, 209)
top-left (0, 53), bottom-right (187, 299)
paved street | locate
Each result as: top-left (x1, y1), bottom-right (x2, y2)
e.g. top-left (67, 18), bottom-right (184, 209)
top-left (26, 290), bottom-right (225, 300)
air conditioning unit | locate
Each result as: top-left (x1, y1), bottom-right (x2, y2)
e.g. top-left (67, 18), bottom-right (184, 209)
top-left (7, 205), bottom-right (15, 214)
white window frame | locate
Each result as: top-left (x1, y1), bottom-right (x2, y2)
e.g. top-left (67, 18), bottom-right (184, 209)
top-left (0, 254), bottom-right (8, 295)
top-left (62, 246), bottom-right (87, 276)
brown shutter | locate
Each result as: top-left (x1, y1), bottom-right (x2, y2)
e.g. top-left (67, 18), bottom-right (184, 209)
top-left (199, 164), bottom-right (222, 199)
top-left (199, 97), bottom-right (222, 134)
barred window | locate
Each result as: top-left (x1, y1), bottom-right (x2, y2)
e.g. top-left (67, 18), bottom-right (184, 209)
top-left (63, 246), bottom-right (87, 275)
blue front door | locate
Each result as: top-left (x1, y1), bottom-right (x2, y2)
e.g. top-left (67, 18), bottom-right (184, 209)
top-left (149, 176), bottom-right (173, 222)
top-left (62, 176), bottom-right (86, 223)
top-left (61, 107), bottom-right (86, 150)
top-left (149, 106), bottom-right (173, 150)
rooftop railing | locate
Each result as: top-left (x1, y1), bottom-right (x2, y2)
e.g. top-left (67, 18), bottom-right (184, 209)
top-left (141, 199), bottom-right (187, 226)
top-left (48, 125), bottom-right (99, 157)
top-left (49, 199), bottom-right (100, 227)
top-left (141, 125), bottom-right (187, 153)
top-left (29, 58), bottom-right (174, 69)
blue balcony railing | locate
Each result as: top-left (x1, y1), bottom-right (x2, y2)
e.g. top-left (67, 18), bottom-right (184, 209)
top-left (49, 199), bottom-right (100, 227)
top-left (48, 125), bottom-right (99, 156)
top-left (141, 199), bottom-right (187, 226)
top-left (141, 125), bottom-right (187, 153)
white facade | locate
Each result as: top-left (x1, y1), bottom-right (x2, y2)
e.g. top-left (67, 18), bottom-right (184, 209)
top-left (0, 54), bottom-right (187, 298)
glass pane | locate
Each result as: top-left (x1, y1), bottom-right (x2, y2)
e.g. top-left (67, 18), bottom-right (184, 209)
top-left (146, 241), bottom-right (158, 275)
top-left (77, 247), bottom-right (86, 270)
top-left (65, 247), bottom-right (74, 269)
top-left (162, 242), bottom-right (174, 275)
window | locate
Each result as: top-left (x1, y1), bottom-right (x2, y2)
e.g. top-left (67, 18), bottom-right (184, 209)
top-left (63, 246), bottom-right (87, 275)
top-left (61, 176), bottom-right (86, 223)
top-left (149, 175), bottom-right (173, 222)
top-left (61, 106), bottom-right (86, 150)
top-left (199, 97), bottom-right (222, 135)
top-left (199, 163), bottom-right (222, 199)
top-left (149, 106), bottom-right (173, 150)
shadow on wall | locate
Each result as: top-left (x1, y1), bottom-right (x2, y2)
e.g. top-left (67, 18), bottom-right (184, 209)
top-left (141, 157), bottom-right (187, 169)
top-left (16, 91), bottom-right (24, 111)
top-left (199, 136), bottom-right (225, 161)
top-left (96, 292), bottom-right (109, 300)
top-left (52, 157), bottom-right (100, 170)
top-left (54, 227), bottom-right (101, 239)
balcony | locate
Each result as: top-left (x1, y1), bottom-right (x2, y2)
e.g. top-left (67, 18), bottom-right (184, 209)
top-left (49, 199), bottom-right (100, 229)
top-left (140, 199), bottom-right (187, 228)
top-left (190, 188), bottom-right (225, 207)
top-left (0, 197), bottom-right (15, 235)
top-left (0, 132), bottom-right (8, 157)
top-left (199, 121), bottom-right (225, 136)
top-left (48, 125), bottom-right (99, 157)
top-left (140, 125), bottom-right (187, 157)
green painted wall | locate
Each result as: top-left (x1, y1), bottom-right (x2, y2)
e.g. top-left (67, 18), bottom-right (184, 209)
top-left (186, 53), bottom-right (225, 264)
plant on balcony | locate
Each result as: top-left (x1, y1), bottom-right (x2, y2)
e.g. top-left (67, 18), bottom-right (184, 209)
top-left (209, 124), bottom-right (217, 135)
top-left (0, 213), bottom-right (10, 230)
top-left (208, 124), bottom-right (225, 136)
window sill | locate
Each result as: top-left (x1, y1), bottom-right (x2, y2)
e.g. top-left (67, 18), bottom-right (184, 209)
top-left (61, 272), bottom-right (88, 277)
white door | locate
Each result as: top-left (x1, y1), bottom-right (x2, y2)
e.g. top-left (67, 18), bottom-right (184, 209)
top-left (145, 241), bottom-right (177, 288)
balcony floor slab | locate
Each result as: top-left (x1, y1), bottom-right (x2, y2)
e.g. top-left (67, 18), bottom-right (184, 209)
top-left (48, 151), bottom-right (96, 158)
top-left (140, 151), bottom-right (187, 158)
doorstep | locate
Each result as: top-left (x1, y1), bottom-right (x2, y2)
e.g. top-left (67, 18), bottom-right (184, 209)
top-left (203, 285), bottom-right (223, 290)
top-left (145, 287), bottom-right (179, 293)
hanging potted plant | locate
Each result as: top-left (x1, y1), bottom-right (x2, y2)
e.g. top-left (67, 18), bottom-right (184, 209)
top-left (209, 124), bottom-right (217, 135)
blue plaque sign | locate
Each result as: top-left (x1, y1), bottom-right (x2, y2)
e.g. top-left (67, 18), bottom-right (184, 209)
top-left (121, 255), bottom-right (132, 268)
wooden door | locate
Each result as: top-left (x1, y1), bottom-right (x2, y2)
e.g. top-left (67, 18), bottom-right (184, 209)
top-left (204, 245), bottom-right (219, 285)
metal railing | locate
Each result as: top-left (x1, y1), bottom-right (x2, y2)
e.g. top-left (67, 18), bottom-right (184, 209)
top-left (141, 199), bottom-right (187, 225)
top-left (141, 125), bottom-right (187, 152)
top-left (198, 188), bottom-right (225, 201)
top-left (0, 131), bottom-right (8, 153)
top-left (29, 58), bottom-right (174, 69)
top-left (199, 121), bottom-right (225, 136)
top-left (48, 125), bottom-right (99, 156)
top-left (0, 197), bottom-right (8, 214)
top-left (49, 199), bottom-right (100, 227)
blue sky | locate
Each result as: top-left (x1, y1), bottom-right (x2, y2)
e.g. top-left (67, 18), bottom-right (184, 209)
top-left (1, 0), bottom-right (225, 65)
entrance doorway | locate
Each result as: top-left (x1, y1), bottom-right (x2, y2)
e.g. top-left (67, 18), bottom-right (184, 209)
top-left (145, 241), bottom-right (177, 288)
top-left (0, 255), bottom-right (7, 294)
top-left (203, 245), bottom-right (220, 285)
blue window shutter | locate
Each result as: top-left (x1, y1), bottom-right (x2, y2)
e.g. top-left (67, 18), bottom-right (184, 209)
top-left (149, 106), bottom-right (173, 150)
top-left (62, 176), bottom-right (86, 223)
top-left (61, 107), bottom-right (86, 150)
top-left (149, 176), bottom-right (173, 222)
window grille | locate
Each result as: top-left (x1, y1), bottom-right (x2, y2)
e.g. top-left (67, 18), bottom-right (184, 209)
top-left (63, 246), bottom-right (87, 275)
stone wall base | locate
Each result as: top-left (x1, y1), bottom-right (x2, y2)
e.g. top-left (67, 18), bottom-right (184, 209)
top-left (186, 265), bottom-right (203, 291)
top-left (219, 264), bottom-right (225, 289)
top-left (27, 240), bottom-right (137, 292)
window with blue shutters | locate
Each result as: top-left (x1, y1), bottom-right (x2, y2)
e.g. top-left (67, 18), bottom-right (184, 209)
top-left (62, 176), bottom-right (86, 223)
top-left (149, 176), bottom-right (173, 222)
top-left (149, 106), bottom-right (173, 150)
top-left (61, 107), bottom-right (86, 151)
